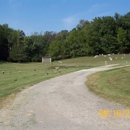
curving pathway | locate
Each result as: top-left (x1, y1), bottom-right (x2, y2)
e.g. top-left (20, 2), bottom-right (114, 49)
top-left (0, 65), bottom-right (130, 130)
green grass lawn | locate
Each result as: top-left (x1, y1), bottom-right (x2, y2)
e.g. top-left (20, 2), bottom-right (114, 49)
top-left (86, 66), bottom-right (130, 108)
top-left (0, 54), bottom-right (130, 108)
top-left (0, 62), bottom-right (84, 108)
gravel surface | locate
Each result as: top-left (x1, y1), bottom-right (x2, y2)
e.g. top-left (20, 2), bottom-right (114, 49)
top-left (0, 65), bottom-right (130, 130)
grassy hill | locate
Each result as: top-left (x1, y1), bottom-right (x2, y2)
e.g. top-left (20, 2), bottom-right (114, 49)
top-left (86, 66), bottom-right (130, 108)
top-left (0, 54), bottom-right (130, 108)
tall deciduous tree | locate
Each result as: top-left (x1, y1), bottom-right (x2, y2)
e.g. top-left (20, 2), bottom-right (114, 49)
top-left (9, 30), bottom-right (27, 62)
top-left (117, 27), bottom-right (128, 53)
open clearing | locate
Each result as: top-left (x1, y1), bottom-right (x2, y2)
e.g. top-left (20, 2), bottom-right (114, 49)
top-left (0, 65), bottom-right (130, 130)
top-left (0, 54), bottom-right (130, 108)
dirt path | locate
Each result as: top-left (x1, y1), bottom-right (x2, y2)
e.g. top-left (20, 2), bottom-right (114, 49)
top-left (0, 65), bottom-right (130, 130)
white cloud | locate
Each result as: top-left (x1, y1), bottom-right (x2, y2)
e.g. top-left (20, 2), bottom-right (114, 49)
top-left (63, 16), bottom-right (74, 24)
top-left (62, 14), bottom-right (79, 30)
top-left (87, 3), bottom-right (107, 13)
top-left (81, 3), bottom-right (110, 21)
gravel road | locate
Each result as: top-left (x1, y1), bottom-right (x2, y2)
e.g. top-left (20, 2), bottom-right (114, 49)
top-left (0, 65), bottom-right (130, 130)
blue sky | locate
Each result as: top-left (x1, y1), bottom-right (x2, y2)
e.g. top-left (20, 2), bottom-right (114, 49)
top-left (0, 0), bottom-right (130, 35)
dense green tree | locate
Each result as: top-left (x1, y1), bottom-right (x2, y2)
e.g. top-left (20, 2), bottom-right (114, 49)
top-left (0, 11), bottom-right (130, 62)
top-left (117, 27), bottom-right (129, 53)
top-left (0, 24), bottom-right (12, 61)
top-left (49, 30), bottom-right (69, 59)
top-left (9, 30), bottom-right (27, 62)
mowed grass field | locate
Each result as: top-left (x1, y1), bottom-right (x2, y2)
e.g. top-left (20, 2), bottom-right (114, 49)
top-left (0, 62), bottom-right (84, 108)
top-left (86, 66), bottom-right (130, 108)
top-left (0, 54), bottom-right (130, 108)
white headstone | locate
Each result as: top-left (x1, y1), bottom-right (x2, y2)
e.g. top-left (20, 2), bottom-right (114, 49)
top-left (109, 57), bottom-right (112, 61)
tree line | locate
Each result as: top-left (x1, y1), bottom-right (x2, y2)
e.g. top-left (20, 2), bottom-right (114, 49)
top-left (0, 12), bottom-right (130, 62)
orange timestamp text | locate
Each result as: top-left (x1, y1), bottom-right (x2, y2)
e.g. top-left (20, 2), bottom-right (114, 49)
top-left (98, 109), bottom-right (130, 118)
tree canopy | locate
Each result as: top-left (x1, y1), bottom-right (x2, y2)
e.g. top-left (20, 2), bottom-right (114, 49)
top-left (0, 12), bottom-right (130, 62)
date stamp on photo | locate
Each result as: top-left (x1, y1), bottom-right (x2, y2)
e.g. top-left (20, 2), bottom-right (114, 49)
top-left (98, 109), bottom-right (130, 118)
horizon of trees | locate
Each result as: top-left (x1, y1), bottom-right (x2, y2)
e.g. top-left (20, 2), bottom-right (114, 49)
top-left (0, 12), bottom-right (130, 62)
